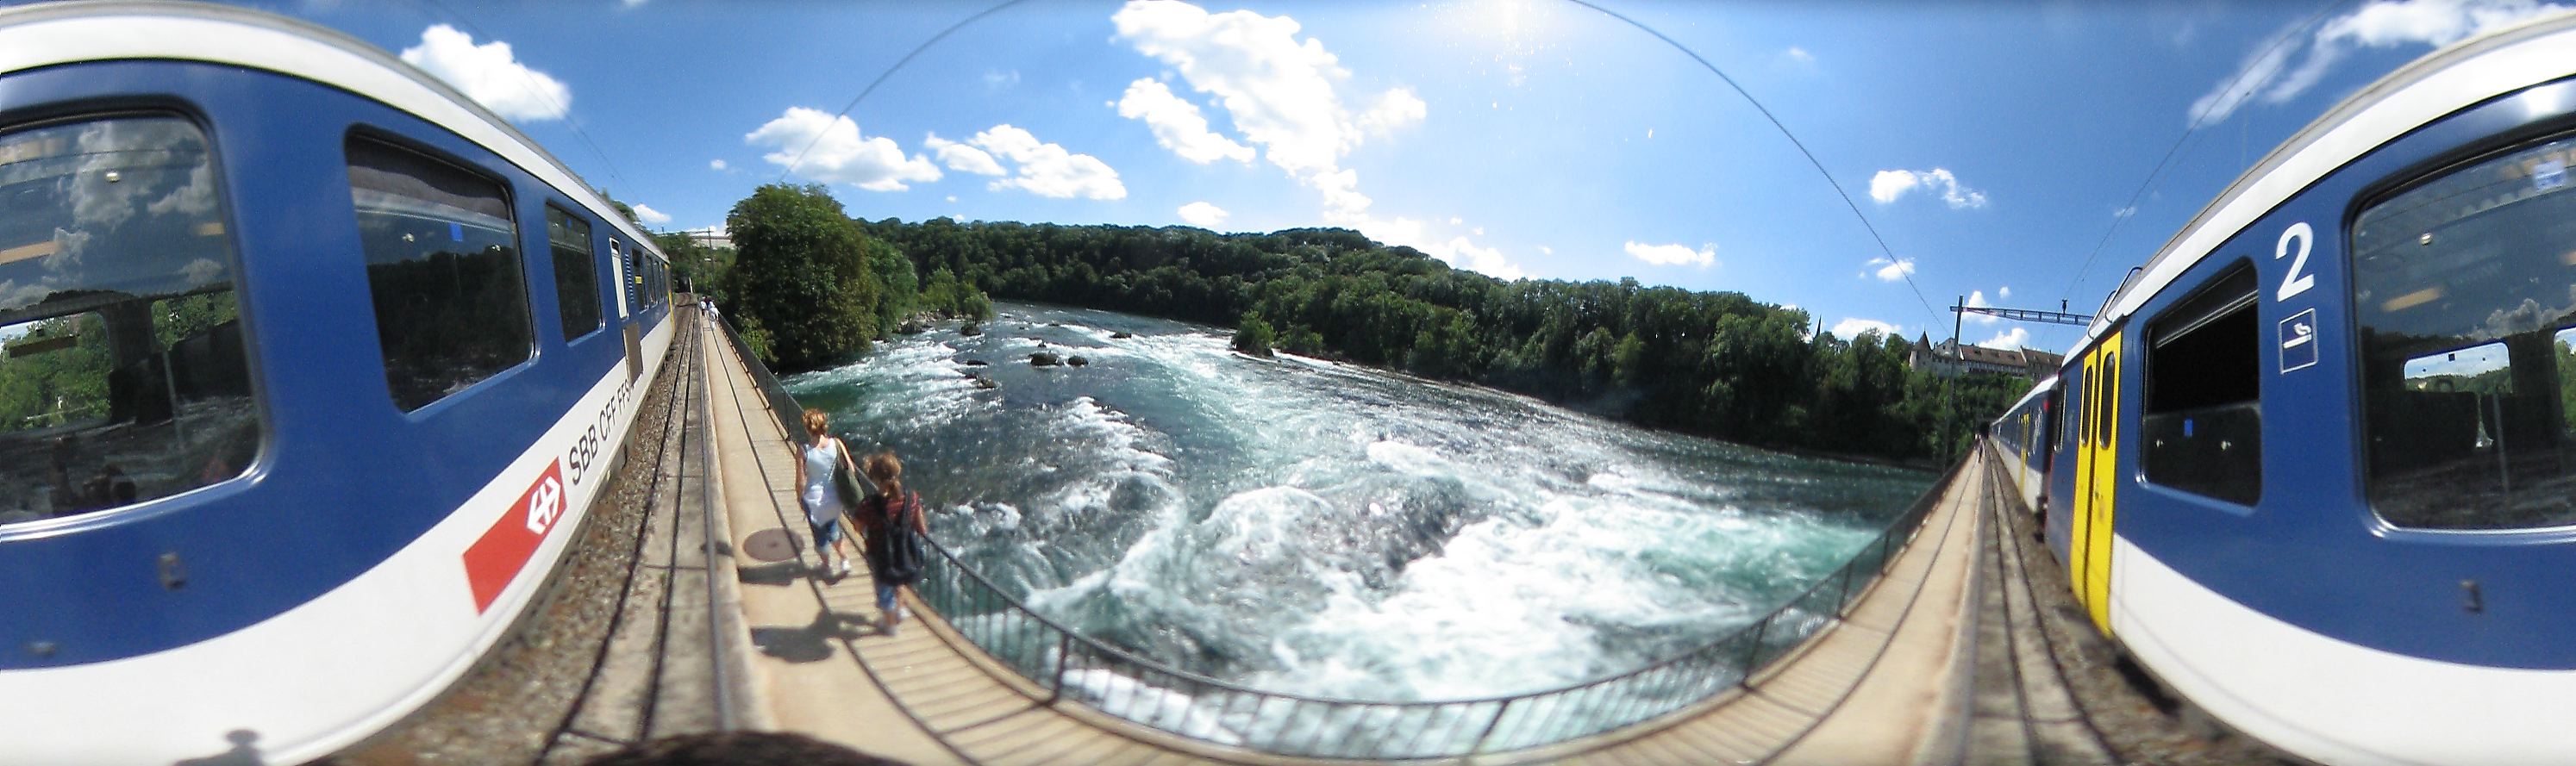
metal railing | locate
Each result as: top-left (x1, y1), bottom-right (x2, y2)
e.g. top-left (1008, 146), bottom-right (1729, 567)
top-left (714, 313), bottom-right (809, 446)
top-left (709, 314), bottom-right (1966, 759)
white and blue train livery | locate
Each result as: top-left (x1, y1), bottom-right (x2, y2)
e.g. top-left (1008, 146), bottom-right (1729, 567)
top-left (1998, 9), bottom-right (2576, 765)
top-left (0, 3), bottom-right (675, 762)
top-left (1990, 377), bottom-right (2056, 518)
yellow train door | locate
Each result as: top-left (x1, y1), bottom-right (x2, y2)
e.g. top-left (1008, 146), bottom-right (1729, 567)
top-left (2068, 331), bottom-right (2123, 635)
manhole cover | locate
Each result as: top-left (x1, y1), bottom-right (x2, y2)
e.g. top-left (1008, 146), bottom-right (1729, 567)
top-left (742, 528), bottom-right (799, 563)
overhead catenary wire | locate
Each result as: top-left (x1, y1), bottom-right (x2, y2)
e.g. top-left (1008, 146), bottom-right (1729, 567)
top-left (1566, 0), bottom-right (1941, 327)
top-left (2057, 0), bottom-right (2354, 307)
top-left (775, 0), bottom-right (1038, 185)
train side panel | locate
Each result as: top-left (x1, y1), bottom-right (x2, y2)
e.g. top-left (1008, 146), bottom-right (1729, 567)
top-left (0, 47), bottom-right (672, 766)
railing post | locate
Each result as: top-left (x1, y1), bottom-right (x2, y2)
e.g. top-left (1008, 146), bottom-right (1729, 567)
top-left (1469, 698), bottom-right (1516, 755)
top-left (1050, 632), bottom-right (1071, 703)
top-left (1738, 618), bottom-right (1772, 687)
top-left (1836, 559), bottom-right (1859, 614)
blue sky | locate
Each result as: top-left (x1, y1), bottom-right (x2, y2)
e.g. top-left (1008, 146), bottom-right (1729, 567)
top-left (190, 0), bottom-right (2576, 354)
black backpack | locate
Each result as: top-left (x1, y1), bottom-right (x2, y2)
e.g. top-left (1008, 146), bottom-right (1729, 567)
top-left (876, 491), bottom-right (928, 583)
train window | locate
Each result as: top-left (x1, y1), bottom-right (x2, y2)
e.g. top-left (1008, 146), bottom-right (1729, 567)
top-left (623, 240), bottom-right (640, 309)
top-left (0, 116), bottom-right (262, 524)
top-left (2141, 264), bottom-right (2261, 504)
top-left (546, 206), bottom-right (602, 340)
top-left (347, 137), bottom-right (533, 412)
top-left (2354, 132), bottom-right (2576, 529)
top-left (2096, 351), bottom-right (2116, 447)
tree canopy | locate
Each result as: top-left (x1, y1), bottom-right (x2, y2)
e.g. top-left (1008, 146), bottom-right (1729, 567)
top-left (712, 184), bottom-right (2029, 462)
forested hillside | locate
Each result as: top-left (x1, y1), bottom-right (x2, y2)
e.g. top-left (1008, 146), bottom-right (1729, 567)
top-left (688, 184), bottom-right (2029, 463)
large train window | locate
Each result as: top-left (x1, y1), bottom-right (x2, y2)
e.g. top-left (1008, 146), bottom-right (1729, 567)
top-left (0, 115), bottom-right (261, 524)
top-left (347, 137), bottom-right (533, 412)
top-left (2354, 133), bottom-right (2576, 529)
top-left (2141, 264), bottom-right (2261, 504)
top-left (546, 205), bottom-right (602, 340)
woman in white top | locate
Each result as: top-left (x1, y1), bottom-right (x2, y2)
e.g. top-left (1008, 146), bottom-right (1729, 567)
top-left (794, 408), bottom-right (862, 578)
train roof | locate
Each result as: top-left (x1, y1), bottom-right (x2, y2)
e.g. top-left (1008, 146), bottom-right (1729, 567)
top-left (2075, 8), bottom-right (2576, 352)
top-left (0, 0), bottom-right (667, 260)
top-left (2010, 376), bottom-right (2055, 411)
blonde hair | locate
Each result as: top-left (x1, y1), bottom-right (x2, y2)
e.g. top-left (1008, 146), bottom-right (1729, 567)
top-left (864, 452), bottom-right (903, 492)
top-left (802, 408), bottom-right (830, 437)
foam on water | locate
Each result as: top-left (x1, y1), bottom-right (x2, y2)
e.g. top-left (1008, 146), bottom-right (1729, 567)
top-left (792, 303), bottom-right (1929, 702)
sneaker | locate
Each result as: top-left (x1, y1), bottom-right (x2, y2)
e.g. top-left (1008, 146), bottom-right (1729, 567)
top-left (833, 559), bottom-right (852, 578)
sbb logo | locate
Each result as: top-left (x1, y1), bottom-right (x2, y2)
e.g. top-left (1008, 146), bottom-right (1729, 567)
top-left (524, 473), bottom-right (565, 535)
top-left (463, 459), bottom-right (572, 613)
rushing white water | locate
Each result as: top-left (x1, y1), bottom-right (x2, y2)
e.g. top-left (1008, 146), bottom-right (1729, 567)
top-left (786, 302), bottom-right (1929, 704)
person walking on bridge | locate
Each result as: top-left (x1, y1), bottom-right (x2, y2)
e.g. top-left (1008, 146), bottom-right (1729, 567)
top-left (794, 408), bottom-right (862, 580)
top-left (859, 452), bottom-right (929, 636)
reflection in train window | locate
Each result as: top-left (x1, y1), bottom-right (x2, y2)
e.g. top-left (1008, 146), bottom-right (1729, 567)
top-left (347, 137), bottom-right (533, 412)
top-left (0, 116), bottom-right (261, 525)
top-left (547, 205), bottom-right (601, 340)
top-left (2141, 264), bottom-right (2261, 504)
top-left (2354, 133), bottom-right (2576, 529)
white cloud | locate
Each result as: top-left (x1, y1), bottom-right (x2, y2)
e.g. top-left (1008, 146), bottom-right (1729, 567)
top-left (1964, 290), bottom-right (1998, 324)
top-left (1359, 216), bottom-right (1523, 280)
top-left (744, 107), bottom-right (941, 191)
top-left (2000, 285), bottom-right (2013, 299)
top-left (709, 159), bottom-right (728, 171)
top-left (1869, 168), bottom-right (1987, 209)
top-left (1358, 87), bottom-right (1429, 136)
top-left (1538, 245), bottom-right (1554, 255)
top-left (2189, 0), bottom-right (2573, 126)
top-left (1833, 317), bottom-right (1902, 339)
top-left (1979, 327), bottom-right (2033, 350)
top-left (399, 25), bottom-right (571, 122)
top-left (922, 134), bottom-right (1008, 176)
top-left (1623, 240), bottom-right (1716, 268)
top-left (946, 195), bottom-right (958, 202)
top-left (1112, 0), bottom-right (1422, 220)
top-left (621, 0), bottom-right (646, 7)
top-left (984, 69), bottom-right (1022, 90)
top-left (631, 203), bottom-right (672, 225)
top-left (1785, 47), bottom-right (1815, 62)
top-left (1868, 257), bottom-right (1916, 282)
top-left (1116, 78), bottom-right (1256, 164)
top-left (1179, 201), bottom-right (1229, 227)
top-left (2113, 205), bottom-right (2136, 218)
top-left (963, 124), bottom-right (1126, 200)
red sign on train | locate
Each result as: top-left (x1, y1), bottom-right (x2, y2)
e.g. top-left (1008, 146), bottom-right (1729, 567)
top-left (461, 459), bottom-right (570, 613)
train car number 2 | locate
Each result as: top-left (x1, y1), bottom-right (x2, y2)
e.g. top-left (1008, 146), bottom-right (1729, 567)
top-left (2273, 221), bottom-right (2322, 374)
top-left (2275, 221), bottom-right (2316, 302)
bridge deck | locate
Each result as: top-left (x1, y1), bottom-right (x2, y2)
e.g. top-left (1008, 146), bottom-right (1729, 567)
top-left (699, 315), bottom-right (1991, 765)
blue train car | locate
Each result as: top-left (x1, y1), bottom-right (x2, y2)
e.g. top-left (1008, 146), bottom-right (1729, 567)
top-left (1991, 377), bottom-right (2056, 519)
top-left (2004, 11), bottom-right (2576, 763)
top-left (0, 3), bottom-right (674, 762)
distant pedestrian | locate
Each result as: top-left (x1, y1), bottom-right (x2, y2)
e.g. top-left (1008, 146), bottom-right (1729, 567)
top-left (793, 408), bottom-right (861, 579)
top-left (859, 451), bottom-right (929, 636)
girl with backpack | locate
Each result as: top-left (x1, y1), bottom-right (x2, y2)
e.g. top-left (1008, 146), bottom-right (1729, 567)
top-left (859, 451), bottom-right (929, 635)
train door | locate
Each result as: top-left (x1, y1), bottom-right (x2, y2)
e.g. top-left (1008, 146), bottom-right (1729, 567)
top-left (612, 240), bottom-right (641, 381)
top-left (2070, 329), bottom-right (2124, 635)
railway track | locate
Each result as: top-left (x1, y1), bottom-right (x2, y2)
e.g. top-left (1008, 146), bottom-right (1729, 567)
top-left (327, 308), bottom-right (736, 765)
top-left (1965, 448), bottom-right (2287, 766)
top-left (535, 307), bottom-right (733, 764)
top-left (1966, 450), bottom-right (2120, 766)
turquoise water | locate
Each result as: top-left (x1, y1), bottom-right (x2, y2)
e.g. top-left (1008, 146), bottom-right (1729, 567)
top-left (786, 302), bottom-right (1930, 701)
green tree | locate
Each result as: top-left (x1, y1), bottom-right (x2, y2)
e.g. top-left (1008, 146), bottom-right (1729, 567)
top-left (1234, 313), bottom-right (1276, 358)
top-left (724, 184), bottom-right (882, 370)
